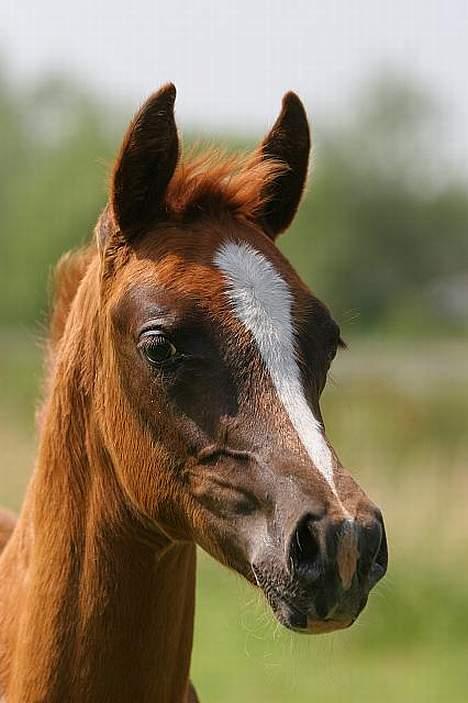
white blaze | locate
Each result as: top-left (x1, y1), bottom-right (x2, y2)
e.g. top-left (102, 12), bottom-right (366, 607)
top-left (214, 240), bottom-right (337, 493)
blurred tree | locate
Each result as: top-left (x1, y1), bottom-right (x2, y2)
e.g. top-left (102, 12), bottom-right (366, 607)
top-left (0, 70), bottom-right (116, 327)
top-left (0, 67), bottom-right (466, 335)
top-left (281, 74), bottom-right (468, 335)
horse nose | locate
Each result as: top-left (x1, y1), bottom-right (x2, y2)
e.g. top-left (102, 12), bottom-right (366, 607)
top-left (357, 510), bottom-right (388, 588)
top-left (289, 511), bottom-right (388, 613)
top-left (289, 513), bottom-right (326, 588)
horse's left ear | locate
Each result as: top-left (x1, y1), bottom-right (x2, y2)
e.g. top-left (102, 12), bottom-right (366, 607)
top-left (108, 83), bottom-right (179, 242)
top-left (256, 91), bottom-right (310, 239)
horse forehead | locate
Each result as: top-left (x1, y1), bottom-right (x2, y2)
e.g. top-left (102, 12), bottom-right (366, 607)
top-left (127, 227), bottom-right (302, 312)
top-left (214, 240), bottom-right (291, 297)
top-left (212, 240), bottom-right (305, 326)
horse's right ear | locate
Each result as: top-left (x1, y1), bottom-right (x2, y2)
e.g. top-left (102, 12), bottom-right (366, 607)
top-left (255, 91), bottom-right (310, 239)
top-left (108, 83), bottom-right (179, 241)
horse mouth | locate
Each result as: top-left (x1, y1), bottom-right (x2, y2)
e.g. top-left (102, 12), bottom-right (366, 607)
top-left (249, 564), bottom-right (364, 635)
top-left (267, 597), bottom-right (355, 635)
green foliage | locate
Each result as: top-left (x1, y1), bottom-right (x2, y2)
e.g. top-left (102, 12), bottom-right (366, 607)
top-left (0, 70), bottom-right (117, 326)
top-left (281, 75), bottom-right (468, 335)
top-left (0, 67), bottom-right (466, 334)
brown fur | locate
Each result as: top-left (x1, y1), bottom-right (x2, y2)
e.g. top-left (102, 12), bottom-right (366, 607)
top-left (48, 246), bottom-right (96, 350)
top-left (0, 511), bottom-right (16, 555)
top-left (164, 147), bottom-right (286, 222)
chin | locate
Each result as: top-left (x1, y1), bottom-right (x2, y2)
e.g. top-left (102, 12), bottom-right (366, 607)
top-left (267, 594), bottom-right (360, 635)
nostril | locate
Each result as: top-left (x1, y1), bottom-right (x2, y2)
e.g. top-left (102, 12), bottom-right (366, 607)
top-left (370, 521), bottom-right (388, 586)
top-left (359, 514), bottom-right (388, 587)
top-left (289, 514), bottom-right (322, 583)
top-left (376, 534), bottom-right (388, 569)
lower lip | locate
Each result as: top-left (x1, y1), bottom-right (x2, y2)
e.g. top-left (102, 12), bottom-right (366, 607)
top-left (306, 618), bottom-right (353, 634)
top-left (284, 610), bottom-right (353, 634)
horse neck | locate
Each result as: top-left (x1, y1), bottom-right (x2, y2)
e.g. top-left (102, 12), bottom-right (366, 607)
top-left (4, 277), bottom-right (196, 703)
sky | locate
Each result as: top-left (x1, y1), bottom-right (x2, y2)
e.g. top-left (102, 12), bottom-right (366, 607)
top-left (2, 1), bottom-right (468, 155)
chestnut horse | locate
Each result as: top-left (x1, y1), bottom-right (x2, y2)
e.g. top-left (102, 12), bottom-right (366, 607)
top-left (0, 85), bottom-right (387, 702)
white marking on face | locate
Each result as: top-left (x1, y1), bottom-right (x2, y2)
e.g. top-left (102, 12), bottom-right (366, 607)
top-left (214, 240), bottom-right (337, 494)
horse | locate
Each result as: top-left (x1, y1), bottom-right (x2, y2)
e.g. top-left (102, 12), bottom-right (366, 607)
top-left (0, 84), bottom-right (388, 702)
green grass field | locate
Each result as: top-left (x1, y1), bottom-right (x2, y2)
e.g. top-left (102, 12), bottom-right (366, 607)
top-left (1, 333), bottom-right (467, 702)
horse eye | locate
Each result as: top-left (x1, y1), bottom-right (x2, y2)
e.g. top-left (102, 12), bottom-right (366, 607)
top-left (139, 334), bottom-right (177, 365)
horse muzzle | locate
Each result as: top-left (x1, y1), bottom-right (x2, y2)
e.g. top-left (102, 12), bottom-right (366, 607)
top-left (253, 509), bottom-right (388, 634)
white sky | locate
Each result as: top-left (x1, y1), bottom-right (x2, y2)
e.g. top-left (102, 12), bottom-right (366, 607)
top-left (2, 1), bottom-right (468, 155)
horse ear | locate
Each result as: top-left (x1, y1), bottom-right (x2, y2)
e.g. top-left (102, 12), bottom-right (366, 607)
top-left (256, 92), bottom-right (310, 239)
top-left (109, 83), bottom-right (179, 240)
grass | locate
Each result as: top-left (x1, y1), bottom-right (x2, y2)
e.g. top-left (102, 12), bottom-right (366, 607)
top-left (192, 555), bottom-right (468, 703)
top-left (1, 331), bottom-right (467, 701)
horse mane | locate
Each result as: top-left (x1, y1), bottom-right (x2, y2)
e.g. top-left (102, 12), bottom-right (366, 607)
top-left (163, 146), bottom-right (287, 221)
top-left (48, 244), bottom-right (96, 353)
top-left (33, 244), bottom-right (96, 429)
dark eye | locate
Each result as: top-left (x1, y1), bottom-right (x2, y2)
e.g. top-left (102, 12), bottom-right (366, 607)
top-left (139, 333), bottom-right (177, 366)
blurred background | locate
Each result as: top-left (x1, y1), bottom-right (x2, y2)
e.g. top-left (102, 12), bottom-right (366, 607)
top-left (0, 2), bottom-right (467, 701)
